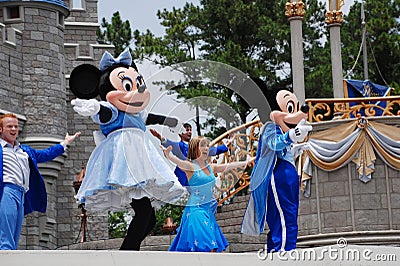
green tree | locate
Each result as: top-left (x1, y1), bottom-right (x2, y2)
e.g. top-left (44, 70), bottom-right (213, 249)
top-left (302, 0), bottom-right (333, 98)
top-left (108, 211), bottom-right (128, 239)
top-left (133, 4), bottom-right (207, 134)
top-left (153, 204), bottom-right (185, 235)
top-left (133, 5), bottom-right (201, 64)
top-left (97, 11), bottom-right (133, 56)
top-left (198, 0), bottom-right (291, 84)
top-left (132, 1), bottom-right (294, 132)
top-left (192, 0), bottom-right (291, 124)
top-left (341, 0), bottom-right (400, 93)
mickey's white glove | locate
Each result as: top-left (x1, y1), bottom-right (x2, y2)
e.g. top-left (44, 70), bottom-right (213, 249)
top-left (71, 99), bottom-right (100, 116)
top-left (288, 119), bottom-right (312, 143)
top-left (291, 142), bottom-right (310, 158)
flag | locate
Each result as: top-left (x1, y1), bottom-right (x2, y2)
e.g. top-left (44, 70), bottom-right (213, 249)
top-left (343, 79), bottom-right (391, 117)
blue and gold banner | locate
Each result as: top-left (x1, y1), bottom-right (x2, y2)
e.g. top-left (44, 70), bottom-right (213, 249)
top-left (343, 79), bottom-right (391, 116)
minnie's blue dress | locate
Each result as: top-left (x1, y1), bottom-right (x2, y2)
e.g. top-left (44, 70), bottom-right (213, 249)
top-left (169, 162), bottom-right (228, 252)
top-left (75, 102), bottom-right (185, 211)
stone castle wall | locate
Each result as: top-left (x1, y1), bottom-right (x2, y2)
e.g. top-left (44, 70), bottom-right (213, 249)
top-left (60, 0), bottom-right (111, 248)
top-left (0, 21), bottom-right (24, 114)
top-left (0, 0), bottom-right (111, 249)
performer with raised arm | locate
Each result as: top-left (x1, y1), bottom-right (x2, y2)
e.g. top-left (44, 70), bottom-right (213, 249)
top-left (0, 113), bottom-right (80, 250)
top-left (150, 123), bottom-right (233, 186)
top-left (162, 136), bottom-right (254, 252)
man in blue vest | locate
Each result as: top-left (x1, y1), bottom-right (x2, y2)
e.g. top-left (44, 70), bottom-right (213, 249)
top-left (0, 113), bottom-right (80, 250)
top-left (150, 123), bottom-right (231, 186)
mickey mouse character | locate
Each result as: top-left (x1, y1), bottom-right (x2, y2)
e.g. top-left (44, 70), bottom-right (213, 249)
top-left (70, 49), bottom-right (185, 250)
top-left (241, 84), bottom-right (312, 252)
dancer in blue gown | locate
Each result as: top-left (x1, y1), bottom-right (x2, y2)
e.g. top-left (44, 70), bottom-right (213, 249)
top-left (162, 136), bottom-right (254, 252)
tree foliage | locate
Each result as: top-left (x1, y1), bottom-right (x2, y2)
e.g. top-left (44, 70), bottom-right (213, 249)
top-left (108, 211), bottom-right (128, 239)
top-left (97, 11), bottom-right (133, 56)
top-left (133, 4), bottom-right (201, 64)
top-left (153, 204), bottom-right (185, 235)
top-left (302, 0), bottom-right (333, 98)
top-left (132, 1), bottom-right (292, 132)
top-left (197, 0), bottom-right (289, 81)
top-left (341, 0), bottom-right (400, 93)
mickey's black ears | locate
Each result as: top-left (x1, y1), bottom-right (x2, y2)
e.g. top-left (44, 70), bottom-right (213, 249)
top-left (251, 77), bottom-right (283, 111)
top-left (69, 64), bottom-right (101, 99)
top-left (131, 62), bottom-right (138, 72)
top-left (251, 77), bottom-right (268, 95)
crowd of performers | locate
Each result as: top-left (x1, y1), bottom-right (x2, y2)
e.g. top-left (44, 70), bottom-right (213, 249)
top-left (0, 49), bottom-right (312, 252)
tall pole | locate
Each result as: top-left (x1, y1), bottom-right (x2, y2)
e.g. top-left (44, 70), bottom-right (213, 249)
top-left (361, 1), bottom-right (369, 80)
top-left (285, 0), bottom-right (306, 104)
top-left (326, 0), bottom-right (344, 98)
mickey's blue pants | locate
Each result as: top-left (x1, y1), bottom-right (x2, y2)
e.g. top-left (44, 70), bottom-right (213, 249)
top-left (266, 159), bottom-right (299, 252)
top-left (0, 183), bottom-right (25, 250)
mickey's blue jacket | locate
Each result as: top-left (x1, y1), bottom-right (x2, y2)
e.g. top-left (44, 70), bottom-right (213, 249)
top-left (0, 144), bottom-right (64, 215)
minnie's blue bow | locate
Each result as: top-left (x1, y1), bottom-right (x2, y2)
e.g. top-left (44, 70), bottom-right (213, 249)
top-left (99, 48), bottom-right (132, 72)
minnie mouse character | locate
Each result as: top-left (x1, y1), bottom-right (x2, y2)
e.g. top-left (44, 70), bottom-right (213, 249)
top-left (70, 49), bottom-right (185, 250)
top-left (241, 82), bottom-right (312, 252)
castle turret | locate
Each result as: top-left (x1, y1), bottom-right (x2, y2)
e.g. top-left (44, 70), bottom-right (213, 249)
top-left (0, 0), bottom-right (70, 249)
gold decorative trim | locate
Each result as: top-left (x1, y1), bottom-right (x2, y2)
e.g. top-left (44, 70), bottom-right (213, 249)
top-left (326, 10), bottom-right (343, 24)
top-left (210, 119), bottom-right (262, 206)
top-left (306, 96), bottom-right (400, 122)
top-left (285, 0), bottom-right (306, 18)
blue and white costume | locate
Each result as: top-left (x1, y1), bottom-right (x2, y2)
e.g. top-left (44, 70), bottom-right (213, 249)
top-left (0, 141), bottom-right (65, 250)
top-left (241, 122), bottom-right (299, 252)
top-left (70, 48), bottom-right (187, 250)
top-left (75, 102), bottom-right (185, 211)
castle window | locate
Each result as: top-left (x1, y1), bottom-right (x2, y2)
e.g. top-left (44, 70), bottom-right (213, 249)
top-left (72, 0), bottom-right (83, 9)
top-left (6, 6), bottom-right (20, 20)
top-left (3, 6), bottom-right (23, 23)
top-left (58, 12), bottom-right (64, 27)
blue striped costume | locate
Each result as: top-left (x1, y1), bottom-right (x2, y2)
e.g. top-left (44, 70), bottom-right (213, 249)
top-left (241, 122), bottom-right (299, 252)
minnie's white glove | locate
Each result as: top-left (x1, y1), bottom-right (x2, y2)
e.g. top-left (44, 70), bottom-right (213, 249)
top-left (71, 99), bottom-right (100, 116)
top-left (288, 119), bottom-right (312, 143)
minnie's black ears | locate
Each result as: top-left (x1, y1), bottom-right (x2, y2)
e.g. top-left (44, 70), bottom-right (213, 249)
top-left (69, 64), bottom-right (101, 99)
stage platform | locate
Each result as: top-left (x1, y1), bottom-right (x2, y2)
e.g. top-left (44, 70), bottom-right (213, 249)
top-left (1, 245), bottom-right (399, 266)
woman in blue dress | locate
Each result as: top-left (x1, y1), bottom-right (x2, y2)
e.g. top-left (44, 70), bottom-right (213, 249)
top-left (161, 136), bottom-right (254, 252)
